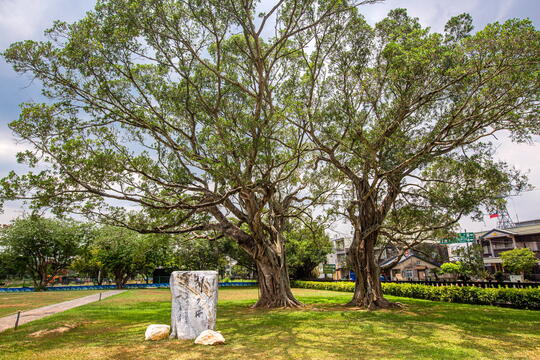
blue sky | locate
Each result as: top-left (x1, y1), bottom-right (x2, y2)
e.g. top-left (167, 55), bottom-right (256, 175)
top-left (0, 0), bottom-right (539, 232)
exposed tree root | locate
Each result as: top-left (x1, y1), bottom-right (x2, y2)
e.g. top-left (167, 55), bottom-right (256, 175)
top-left (251, 296), bottom-right (304, 309)
top-left (346, 297), bottom-right (402, 310)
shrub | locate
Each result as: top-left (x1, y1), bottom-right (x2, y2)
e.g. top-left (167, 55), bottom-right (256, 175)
top-left (291, 281), bottom-right (540, 310)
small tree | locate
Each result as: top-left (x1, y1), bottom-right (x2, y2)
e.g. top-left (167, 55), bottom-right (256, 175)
top-left (439, 262), bottom-right (464, 280)
top-left (0, 216), bottom-right (85, 290)
top-left (500, 248), bottom-right (538, 278)
top-left (71, 251), bottom-right (105, 285)
top-left (87, 226), bottom-right (172, 288)
top-left (440, 249), bottom-right (486, 281)
top-left (137, 234), bottom-right (176, 284)
top-left (453, 244), bottom-right (486, 280)
top-left (173, 237), bottom-right (229, 276)
top-left (285, 219), bottom-right (333, 280)
top-left (0, 250), bottom-right (27, 284)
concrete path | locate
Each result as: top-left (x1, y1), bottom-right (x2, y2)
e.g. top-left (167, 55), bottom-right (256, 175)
top-left (0, 290), bottom-right (126, 332)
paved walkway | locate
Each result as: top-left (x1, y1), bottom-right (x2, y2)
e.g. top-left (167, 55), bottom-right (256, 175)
top-left (0, 290), bottom-right (126, 332)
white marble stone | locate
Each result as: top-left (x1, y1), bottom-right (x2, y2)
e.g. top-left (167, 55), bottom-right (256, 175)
top-left (194, 330), bottom-right (225, 345)
top-left (169, 271), bottom-right (218, 340)
top-left (144, 324), bottom-right (170, 341)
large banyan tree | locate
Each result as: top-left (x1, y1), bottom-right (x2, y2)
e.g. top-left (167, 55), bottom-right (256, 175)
top-left (0, 0), bottom-right (377, 308)
top-left (294, 9), bottom-right (539, 308)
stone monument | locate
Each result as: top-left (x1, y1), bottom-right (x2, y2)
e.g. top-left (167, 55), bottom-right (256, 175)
top-left (169, 270), bottom-right (218, 339)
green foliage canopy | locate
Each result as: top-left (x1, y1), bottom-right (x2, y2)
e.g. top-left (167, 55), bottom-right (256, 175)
top-left (292, 7), bottom-right (539, 307)
top-left (0, 216), bottom-right (87, 289)
top-left (76, 226), bottom-right (173, 288)
top-left (440, 262), bottom-right (463, 277)
top-left (500, 248), bottom-right (538, 275)
top-left (285, 219), bottom-right (333, 279)
top-left (452, 244), bottom-right (486, 280)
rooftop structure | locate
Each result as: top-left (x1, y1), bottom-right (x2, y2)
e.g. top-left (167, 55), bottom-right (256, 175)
top-left (476, 219), bottom-right (540, 281)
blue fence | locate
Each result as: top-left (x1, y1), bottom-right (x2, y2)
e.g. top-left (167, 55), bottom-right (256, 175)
top-left (0, 281), bottom-right (257, 292)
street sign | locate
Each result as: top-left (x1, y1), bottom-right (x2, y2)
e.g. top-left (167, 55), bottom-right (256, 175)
top-left (439, 232), bottom-right (475, 244)
top-left (323, 264), bottom-right (336, 274)
top-left (458, 232), bottom-right (475, 241)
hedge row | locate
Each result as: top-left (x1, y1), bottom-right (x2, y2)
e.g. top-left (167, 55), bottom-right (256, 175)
top-left (292, 281), bottom-right (540, 310)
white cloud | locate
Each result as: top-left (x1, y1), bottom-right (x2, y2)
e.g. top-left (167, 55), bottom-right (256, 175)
top-left (0, 129), bottom-right (31, 168)
top-left (495, 0), bottom-right (518, 21)
top-left (494, 135), bottom-right (540, 224)
top-left (0, 202), bottom-right (25, 224)
top-left (0, 0), bottom-right (95, 79)
top-left (0, 0), bottom-right (95, 47)
top-left (361, 0), bottom-right (483, 31)
top-left (0, 0), bottom-right (47, 43)
top-left (458, 135), bottom-right (540, 232)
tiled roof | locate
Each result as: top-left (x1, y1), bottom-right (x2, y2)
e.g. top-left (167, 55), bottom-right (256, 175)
top-left (379, 252), bottom-right (441, 268)
top-left (479, 223), bottom-right (540, 238)
top-left (512, 224), bottom-right (540, 235)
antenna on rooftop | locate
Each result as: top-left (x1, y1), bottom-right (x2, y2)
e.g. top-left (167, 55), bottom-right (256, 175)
top-left (493, 206), bottom-right (515, 229)
top-left (489, 195), bottom-right (517, 230)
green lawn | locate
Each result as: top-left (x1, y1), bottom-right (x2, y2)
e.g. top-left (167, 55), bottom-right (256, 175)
top-left (0, 290), bottom-right (102, 317)
top-left (0, 288), bottom-right (538, 360)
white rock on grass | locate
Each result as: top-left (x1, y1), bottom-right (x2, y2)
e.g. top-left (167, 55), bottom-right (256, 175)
top-left (145, 324), bottom-right (170, 341)
top-left (194, 330), bottom-right (225, 346)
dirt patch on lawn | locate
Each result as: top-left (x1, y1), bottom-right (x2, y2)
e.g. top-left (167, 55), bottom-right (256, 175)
top-left (28, 323), bottom-right (80, 337)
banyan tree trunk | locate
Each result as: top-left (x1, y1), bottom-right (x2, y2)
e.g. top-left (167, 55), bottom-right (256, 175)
top-left (252, 244), bottom-right (302, 308)
top-left (347, 230), bottom-right (400, 309)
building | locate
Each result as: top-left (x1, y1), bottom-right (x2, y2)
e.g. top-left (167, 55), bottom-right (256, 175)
top-left (477, 220), bottom-right (540, 281)
top-left (322, 237), bottom-right (445, 281)
top-left (380, 251), bottom-right (442, 281)
top-left (323, 237), bottom-right (353, 280)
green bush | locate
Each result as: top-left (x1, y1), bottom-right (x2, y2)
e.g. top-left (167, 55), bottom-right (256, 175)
top-left (292, 281), bottom-right (540, 310)
top-left (220, 278), bottom-right (258, 283)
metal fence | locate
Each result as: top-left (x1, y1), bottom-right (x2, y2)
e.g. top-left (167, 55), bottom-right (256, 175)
top-left (300, 278), bottom-right (540, 289)
top-left (386, 280), bottom-right (540, 288)
top-left (0, 281), bottom-right (258, 292)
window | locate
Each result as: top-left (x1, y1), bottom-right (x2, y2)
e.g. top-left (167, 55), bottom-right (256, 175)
top-left (492, 238), bottom-right (514, 249)
top-left (524, 242), bottom-right (539, 251)
top-left (403, 270), bottom-right (414, 279)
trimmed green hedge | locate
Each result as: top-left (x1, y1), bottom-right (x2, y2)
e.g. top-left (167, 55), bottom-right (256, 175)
top-left (292, 281), bottom-right (540, 310)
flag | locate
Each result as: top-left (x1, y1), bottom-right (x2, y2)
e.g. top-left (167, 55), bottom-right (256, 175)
top-left (489, 213), bottom-right (499, 219)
